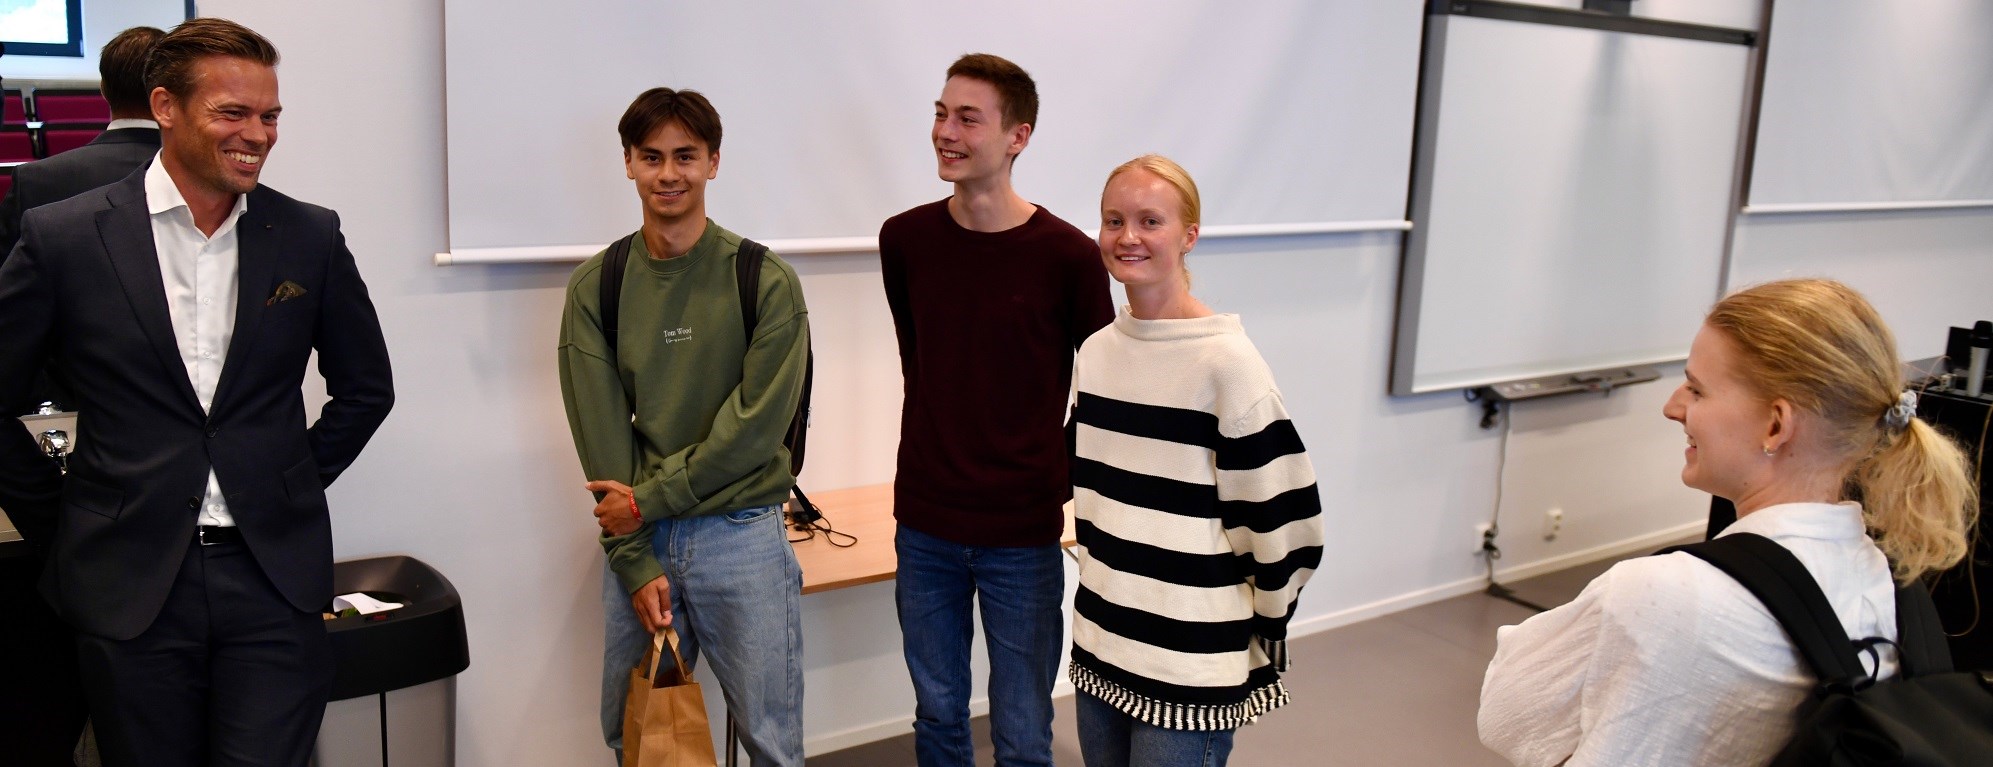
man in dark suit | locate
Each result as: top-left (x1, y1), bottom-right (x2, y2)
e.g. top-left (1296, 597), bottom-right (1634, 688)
top-left (0, 26), bottom-right (166, 265)
top-left (0, 18), bottom-right (394, 767)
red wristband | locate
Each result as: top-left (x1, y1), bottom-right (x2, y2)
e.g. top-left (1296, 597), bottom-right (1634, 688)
top-left (628, 494), bottom-right (641, 521)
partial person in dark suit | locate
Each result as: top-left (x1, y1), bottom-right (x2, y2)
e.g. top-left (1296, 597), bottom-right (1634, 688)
top-left (1, 26), bottom-right (164, 413)
top-left (0, 25), bottom-right (163, 767)
top-left (0, 26), bottom-right (165, 266)
top-left (0, 18), bottom-right (394, 767)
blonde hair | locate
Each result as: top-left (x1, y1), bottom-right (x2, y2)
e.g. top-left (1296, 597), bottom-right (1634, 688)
top-left (1103, 154), bottom-right (1201, 285)
top-left (1707, 279), bottom-right (1977, 583)
top-left (1104, 154), bottom-right (1201, 228)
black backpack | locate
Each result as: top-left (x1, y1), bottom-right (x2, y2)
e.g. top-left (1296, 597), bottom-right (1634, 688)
top-left (599, 232), bottom-right (819, 521)
top-left (1658, 533), bottom-right (1993, 765)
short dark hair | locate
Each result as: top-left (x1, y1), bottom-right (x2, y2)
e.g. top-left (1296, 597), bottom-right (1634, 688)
top-left (946, 53), bottom-right (1038, 130)
top-left (99, 26), bottom-right (165, 114)
top-left (618, 88), bottom-right (722, 154)
top-left (145, 17), bottom-right (280, 100)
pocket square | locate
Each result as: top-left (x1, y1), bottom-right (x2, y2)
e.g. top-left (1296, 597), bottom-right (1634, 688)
top-left (266, 280), bottom-right (308, 306)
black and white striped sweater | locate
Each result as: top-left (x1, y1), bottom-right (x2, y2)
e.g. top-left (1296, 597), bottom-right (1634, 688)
top-left (1068, 309), bottom-right (1324, 731)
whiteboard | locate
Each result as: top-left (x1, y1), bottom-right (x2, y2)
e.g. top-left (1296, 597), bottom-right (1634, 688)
top-left (1749, 1), bottom-right (1993, 208)
top-left (439, 0), bottom-right (1423, 255)
top-left (1391, 12), bottom-right (1751, 395)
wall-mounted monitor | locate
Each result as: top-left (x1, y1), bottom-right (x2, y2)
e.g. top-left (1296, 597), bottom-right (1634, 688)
top-left (0, 0), bottom-right (85, 58)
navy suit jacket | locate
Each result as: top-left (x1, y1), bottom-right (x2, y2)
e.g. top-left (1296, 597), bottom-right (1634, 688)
top-left (0, 127), bottom-right (162, 263)
top-left (0, 167), bottom-right (394, 639)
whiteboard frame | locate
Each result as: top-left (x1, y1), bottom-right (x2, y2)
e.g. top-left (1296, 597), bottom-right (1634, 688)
top-left (1389, 2), bottom-right (1761, 396)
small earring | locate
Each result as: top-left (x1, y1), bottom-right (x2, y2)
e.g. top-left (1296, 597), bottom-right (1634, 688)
top-left (1762, 445), bottom-right (1776, 456)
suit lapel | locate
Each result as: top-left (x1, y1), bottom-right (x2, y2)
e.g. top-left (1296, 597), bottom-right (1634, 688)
top-left (96, 174), bottom-right (202, 412)
top-left (212, 188), bottom-right (279, 413)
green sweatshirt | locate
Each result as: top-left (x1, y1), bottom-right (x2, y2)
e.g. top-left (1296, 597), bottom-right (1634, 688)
top-left (559, 221), bottom-right (810, 593)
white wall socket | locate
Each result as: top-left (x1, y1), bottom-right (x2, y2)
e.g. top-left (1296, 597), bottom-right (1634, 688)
top-left (1544, 507), bottom-right (1564, 542)
top-left (1475, 522), bottom-right (1496, 555)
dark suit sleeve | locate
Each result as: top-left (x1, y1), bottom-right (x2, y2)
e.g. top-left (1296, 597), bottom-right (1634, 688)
top-left (0, 173), bottom-right (25, 268)
top-left (0, 214), bottom-right (67, 541)
top-left (306, 213), bottom-right (394, 487)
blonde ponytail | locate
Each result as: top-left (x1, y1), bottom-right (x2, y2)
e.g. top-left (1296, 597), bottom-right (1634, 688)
top-left (1854, 417), bottom-right (1978, 582)
top-left (1708, 279), bottom-right (1978, 584)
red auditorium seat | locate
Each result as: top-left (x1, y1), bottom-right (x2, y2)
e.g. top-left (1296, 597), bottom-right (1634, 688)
top-left (3, 92), bottom-right (27, 125)
top-left (2, 130), bottom-right (37, 163)
top-left (45, 128), bottom-right (103, 156)
top-left (31, 90), bottom-right (112, 124)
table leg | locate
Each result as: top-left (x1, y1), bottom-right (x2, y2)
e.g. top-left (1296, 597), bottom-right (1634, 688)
top-left (725, 712), bottom-right (739, 767)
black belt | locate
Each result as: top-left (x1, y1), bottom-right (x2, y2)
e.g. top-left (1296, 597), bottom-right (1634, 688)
top-left (196, 525), bottom-right (242, 546)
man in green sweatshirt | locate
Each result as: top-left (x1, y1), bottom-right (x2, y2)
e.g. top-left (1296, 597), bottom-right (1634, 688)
top-left (559, 87), bottom-right (810, 766)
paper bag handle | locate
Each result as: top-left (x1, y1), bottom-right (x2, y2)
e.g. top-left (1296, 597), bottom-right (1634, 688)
top-left (639, 626), bottom-right (693, 689)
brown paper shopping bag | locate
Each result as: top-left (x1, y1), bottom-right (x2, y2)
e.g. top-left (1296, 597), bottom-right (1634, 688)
top-left (623, 627), bottom-right (718, 767)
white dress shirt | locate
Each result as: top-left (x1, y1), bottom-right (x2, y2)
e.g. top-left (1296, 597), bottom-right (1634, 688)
top-left (145, 153), bottom-right (249, 528)
top-left (105, 117), bottom-right (159, 131)
top-left (1478, 502), bottom-right (1899, 766)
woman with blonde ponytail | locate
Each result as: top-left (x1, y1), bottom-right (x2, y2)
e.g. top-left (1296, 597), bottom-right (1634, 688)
top-left (1478, 279), bottom-right (1976, 766)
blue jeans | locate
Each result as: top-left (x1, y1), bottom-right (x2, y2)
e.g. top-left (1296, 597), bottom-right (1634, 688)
top-left (894, 524), bottom-right (1064, 767)
top-left (601, 505), bottom-right (803, 767)
top-left (1075, 691), bottom-right (1236, 767)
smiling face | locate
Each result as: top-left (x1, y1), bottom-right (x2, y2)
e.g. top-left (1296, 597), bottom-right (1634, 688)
top-left (1663, 324), bottom-right (1778, 500)
top-left (153, 55), bottom-right (280, 204)
top-left (624, 119), bottom-right (719, 228)
top-left (1098, 168), bottom-right (1198, 289)
top-left (932, 76), bottom-right (1028, 185)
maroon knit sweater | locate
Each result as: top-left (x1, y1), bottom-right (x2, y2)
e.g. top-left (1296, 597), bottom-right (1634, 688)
top-left (879, 199), bottom-right (1114, 546)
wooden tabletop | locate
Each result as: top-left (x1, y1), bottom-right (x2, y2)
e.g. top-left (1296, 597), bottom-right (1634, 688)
top-left (789, 483), bottom-right (1076, 595)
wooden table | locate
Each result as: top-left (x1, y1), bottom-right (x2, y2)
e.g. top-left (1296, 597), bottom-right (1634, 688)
top-left (789, 483), bottom-right (1078, 593)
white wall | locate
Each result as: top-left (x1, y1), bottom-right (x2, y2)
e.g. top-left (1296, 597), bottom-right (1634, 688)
top-left (1728, 209), bottom-right (1993, 359)
top-left (163, 1), bottom-right (1993, 762)
top-left (0, 0), bottom-right (185, 81)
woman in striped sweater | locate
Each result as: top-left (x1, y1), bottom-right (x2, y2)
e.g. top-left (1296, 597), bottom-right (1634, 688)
top-left (1068, 155), bottom-right (1325, 767)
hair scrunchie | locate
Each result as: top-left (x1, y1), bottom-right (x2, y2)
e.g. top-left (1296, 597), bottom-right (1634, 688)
top-left (1883, 390), bottom-right (1918, 433)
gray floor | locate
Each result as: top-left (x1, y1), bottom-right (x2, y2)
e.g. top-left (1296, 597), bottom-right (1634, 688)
top-left (808, 549), bottom-right (1659, 767)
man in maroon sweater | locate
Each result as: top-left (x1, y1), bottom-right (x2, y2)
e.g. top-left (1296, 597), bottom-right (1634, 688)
top-left (878, 53), bottom-right (1114, 767)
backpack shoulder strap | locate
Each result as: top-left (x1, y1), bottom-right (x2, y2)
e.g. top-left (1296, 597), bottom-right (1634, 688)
top-left (1658, 533), bottom-right (1870, 687)
top-left (735, 238), bottom-right (768, 341)
top-left (728, 238), bottom-right (811, 476)
top-left (599, 233), bottom-right (637, 355)
top-left (1892, 579), bottom-right (1956, 677)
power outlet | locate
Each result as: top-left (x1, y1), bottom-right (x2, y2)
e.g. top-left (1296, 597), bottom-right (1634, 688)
top-left (1544, 508), bottom-right (1564, 542)
top-left (1475, 522), bottom-right (1496, 555)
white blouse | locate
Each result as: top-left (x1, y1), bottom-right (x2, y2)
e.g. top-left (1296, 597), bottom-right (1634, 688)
top-left (1478, 502), bottom-right (1899, 766)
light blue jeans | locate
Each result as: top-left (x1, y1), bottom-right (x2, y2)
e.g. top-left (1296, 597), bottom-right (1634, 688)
top-left (600, 504), bottom-right (804, 767)
top-left (1075, 691), bottom-right (1236, 767)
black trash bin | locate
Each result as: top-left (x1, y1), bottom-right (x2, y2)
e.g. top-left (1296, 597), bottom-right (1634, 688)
top-left (313, 556), bottom-right (469, 766)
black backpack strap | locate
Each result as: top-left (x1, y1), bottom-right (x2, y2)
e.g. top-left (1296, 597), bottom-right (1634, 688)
top-left (599, 233), bottom-right (637, 355)
top-left (735, 238), bottom-right (768, 340)
top-left (1658, 533), bottom-right (1870, 688)
top-left (731, 238), bottom-right (812, 477)
top-left (1892, 580), bottom-right (1956, 677)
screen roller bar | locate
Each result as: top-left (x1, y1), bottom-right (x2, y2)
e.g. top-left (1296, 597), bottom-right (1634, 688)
top-left (1431, 0), bottom-right (1756, 47)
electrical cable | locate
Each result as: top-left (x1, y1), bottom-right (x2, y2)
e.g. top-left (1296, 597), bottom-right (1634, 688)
top-left (1942, 397), bottom-right (1989, 638)
top-left (784, 488), bottom-right (856, 547)
top-left (1480, 400), bottom-right (1553, 613)
top-left (1909, 355), bottom-right (1985, 638)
